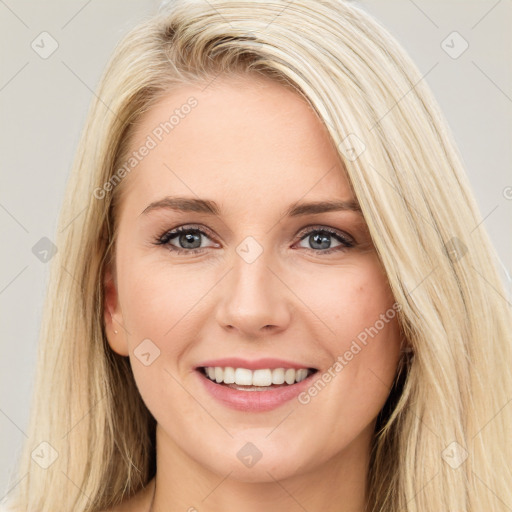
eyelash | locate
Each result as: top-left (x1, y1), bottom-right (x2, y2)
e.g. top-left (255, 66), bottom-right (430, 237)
top-left (153, 224), bottom-right (355, 256)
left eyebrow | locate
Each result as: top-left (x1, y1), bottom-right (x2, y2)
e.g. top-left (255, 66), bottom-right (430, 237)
top-left (284, 199), bottom-right (363, 217)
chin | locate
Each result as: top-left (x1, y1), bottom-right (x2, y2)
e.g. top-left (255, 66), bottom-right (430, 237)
top-left (200, 442), bottom-right (314, 483)
top-left (220, 460), bottom-right (305, 483)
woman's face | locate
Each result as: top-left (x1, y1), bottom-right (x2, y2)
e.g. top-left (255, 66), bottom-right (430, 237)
top-left (105, 75), bottom-right (402, 483)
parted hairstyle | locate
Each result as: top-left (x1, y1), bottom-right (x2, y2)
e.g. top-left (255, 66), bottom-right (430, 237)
top-left (6, 0), bottom-right (512, 510)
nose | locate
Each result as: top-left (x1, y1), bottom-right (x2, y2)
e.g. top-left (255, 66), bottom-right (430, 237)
top-left (215, 249), bottom-right (292, 338)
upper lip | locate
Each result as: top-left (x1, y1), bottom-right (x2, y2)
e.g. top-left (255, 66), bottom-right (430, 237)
top-left (195, 357), bottom-right (317, 371)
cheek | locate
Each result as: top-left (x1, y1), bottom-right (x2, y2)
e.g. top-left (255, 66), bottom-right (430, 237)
top-left (119, 259), bottom-right (209, 340)
top-left (337, 263), bottom-right (401, 373)
top-left (117, 265), bottom-right (204, 419)
top-left (297, 258), bottom-right (402, 399)
top-left (295, 257), bottom-right (397, 341)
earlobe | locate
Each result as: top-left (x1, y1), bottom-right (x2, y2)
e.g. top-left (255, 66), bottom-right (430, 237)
top-left (103, 266), bottom-right (130, 357)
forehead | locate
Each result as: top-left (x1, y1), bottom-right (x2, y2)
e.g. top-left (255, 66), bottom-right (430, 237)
top-left (119, 75), bottom-right (355, 218)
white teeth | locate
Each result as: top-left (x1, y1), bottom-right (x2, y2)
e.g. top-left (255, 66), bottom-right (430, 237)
top-left (234, 368), bottom-right (252, 385)
top-left (253, 369), bottom-right (272, 386)
top-left (284, 368), bottom-right (296, 385)
top-left (295, 369), bottom-right (308, 382)
top-left (272, 368), bottom-right (285, 385)
top-left (223, 366), bottom-right (235, 384)
top-left (202, 366), bottom-right (314, 386)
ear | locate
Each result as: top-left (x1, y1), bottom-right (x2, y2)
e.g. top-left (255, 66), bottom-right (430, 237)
top-left (104, 265), bottom-right (129, 357)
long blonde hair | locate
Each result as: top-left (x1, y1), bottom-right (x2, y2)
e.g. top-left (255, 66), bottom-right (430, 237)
top-left (6, 0), bottom-right (511, 510)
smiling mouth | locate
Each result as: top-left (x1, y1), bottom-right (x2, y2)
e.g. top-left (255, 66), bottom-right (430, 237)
top-left (198, 366), bottom-right (318, 390)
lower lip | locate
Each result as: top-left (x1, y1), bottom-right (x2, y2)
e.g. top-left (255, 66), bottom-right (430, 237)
top-left (196, 369), bottom-right (317, 412)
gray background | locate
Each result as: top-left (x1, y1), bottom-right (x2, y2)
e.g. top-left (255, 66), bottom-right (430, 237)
top-left (1, 0), bottom-right (511, 500)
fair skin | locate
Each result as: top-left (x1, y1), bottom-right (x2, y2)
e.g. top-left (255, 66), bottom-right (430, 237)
top-left (103, 74), bottom-right (402, 512)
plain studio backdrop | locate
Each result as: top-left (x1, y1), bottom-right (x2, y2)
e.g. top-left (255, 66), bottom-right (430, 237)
top-left (0, 0), bottom-right (511, 500)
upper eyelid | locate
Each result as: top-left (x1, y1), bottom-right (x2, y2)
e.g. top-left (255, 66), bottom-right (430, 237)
top-left (167, 224), bottom-right (217, 242)
top-left (296, 224), bottom-right (353, 240)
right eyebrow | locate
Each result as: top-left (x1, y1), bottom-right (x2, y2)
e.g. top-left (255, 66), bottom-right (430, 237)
top-left (139, 197), bottom-right (220, 216)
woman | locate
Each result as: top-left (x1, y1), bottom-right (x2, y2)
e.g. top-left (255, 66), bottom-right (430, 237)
top-left (4, 0), bottom-right (511, 510)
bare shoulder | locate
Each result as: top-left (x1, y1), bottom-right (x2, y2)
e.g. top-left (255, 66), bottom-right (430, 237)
top-left (98, 478), bottom-right (156, 512)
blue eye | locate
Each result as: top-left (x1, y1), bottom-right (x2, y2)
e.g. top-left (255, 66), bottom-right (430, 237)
top-left (154, 225), bottom-right (218, 255)
top-left (153, 224), bottom-right (354, 255)
top-left (295, 226), bottom-right (354, 254)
